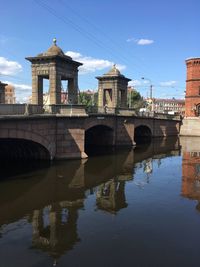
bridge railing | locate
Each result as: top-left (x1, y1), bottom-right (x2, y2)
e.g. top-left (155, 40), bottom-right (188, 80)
top-left (86, 106), bottom-right (136, 116)
top-left (87, 107), bottom-right (181, 120)
top-left (0, 104), bottom-right (44, 115)
top-left (0, 104), bottom-right (87, 116)
top-left (43, 104), bottom-right (87, 116)
top-left (135, 111), bottom-right (181, 120)
top-left (0, 104), bottom-right (181, 120)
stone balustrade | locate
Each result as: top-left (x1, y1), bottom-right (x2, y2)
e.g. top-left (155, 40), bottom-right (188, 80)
top-left (0, 104), bottom-right (181, 120)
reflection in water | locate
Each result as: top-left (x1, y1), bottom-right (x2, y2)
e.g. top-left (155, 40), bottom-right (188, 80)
top-left (31, 201), bottom-right (82, 263)
top-left (181, 136), bottom-right (200, 212)
top-left (3, 136), bottom-right (200, 266)
top-left (96, 179), bottom-right (127, 214)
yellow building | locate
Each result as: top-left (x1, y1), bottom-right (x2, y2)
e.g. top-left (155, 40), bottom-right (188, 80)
top-left (5, 84), bottom-right (16, 104)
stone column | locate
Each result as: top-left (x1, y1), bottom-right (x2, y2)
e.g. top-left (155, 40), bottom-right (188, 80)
top-left (121, 89), bottom-right (127, 108)
top-left (32, 209), bottom-right (43, 239)
top-left (32, 72), bottom-right (43, 105)
top-left (98, 82), bottom-right (103, 107)
top-left (113, 80), bottom-right (118, 108)
top-left (49, 211), bottom-right (57, 247)
top-left (49, 64), bottom-right (61, 105)
top-left (73, 74), bottom-right (79, 104)
top-left (68, 76), bottom-right (78, 104)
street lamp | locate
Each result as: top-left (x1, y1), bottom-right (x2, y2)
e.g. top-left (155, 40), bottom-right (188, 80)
top-left (141, 77), bottom-right (154, 112)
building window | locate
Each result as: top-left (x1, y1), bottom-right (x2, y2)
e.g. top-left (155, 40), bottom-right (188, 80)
top-left (197, 105), bottom-right (200, 116)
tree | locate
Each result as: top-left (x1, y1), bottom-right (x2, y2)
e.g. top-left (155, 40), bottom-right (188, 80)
top-left (127, 89), bottom-right (146, 110)
top-left (78, 92), bottom-right (98, 107)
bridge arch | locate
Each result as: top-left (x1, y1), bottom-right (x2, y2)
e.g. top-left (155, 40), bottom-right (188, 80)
top-left (134, 125), bottom-right (152, 144)
top-left (0, 130), bottom-right (55, 160)
top-left (85, 124), bottom-right (114, 155)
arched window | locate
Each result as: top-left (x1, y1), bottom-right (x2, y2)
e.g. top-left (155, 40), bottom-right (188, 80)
top-left (197, 104), bottom-right (200, 116)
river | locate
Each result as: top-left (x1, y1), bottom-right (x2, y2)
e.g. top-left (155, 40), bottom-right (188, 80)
top-left (0, 136), bottom-right (200, 267)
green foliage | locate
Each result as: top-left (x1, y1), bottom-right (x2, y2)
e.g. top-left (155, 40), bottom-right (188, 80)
top-left (78, 91), bottom-right (98, 107)
top-left (127, 90), bottom-right (146, 110)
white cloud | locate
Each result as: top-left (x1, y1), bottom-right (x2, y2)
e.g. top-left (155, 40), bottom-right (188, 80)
top-left (128, 80), bottom-right (142, 87)
top-left (13, 83), bottom-right (32, 91)
top-left (0, 57), bottom-right (22, 75)
top-left (127, 38), bottom-right (135, 43)
top-left (159, 81), bottom-right (177, 87)
top-left (127, 38), bottom-right (154, 45)
top-left (137, 39), bottom-right (154, 45)
top-left (65, 51), bottom-right (126, 74)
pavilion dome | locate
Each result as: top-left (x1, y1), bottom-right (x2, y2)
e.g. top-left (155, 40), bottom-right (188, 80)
top-left (45, 44), bottom-right (65, 56)
top-left (37, 38), bottom-right (72, 59)
top-left (104, 65), bottom-right (122, 76)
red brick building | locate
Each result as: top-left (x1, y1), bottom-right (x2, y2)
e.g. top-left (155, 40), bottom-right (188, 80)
top-left (182, 151), bottom-right (200, 211)
top-left (185, 58), bottom-right (200, 117)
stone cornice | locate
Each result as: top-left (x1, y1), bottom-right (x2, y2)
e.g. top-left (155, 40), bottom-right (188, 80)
top-left (185, 95), bottom-right (200, 98)
top-left (186, 78), bottom-right (200, 82)
top-left (26, 55), bottom-right (82, 66)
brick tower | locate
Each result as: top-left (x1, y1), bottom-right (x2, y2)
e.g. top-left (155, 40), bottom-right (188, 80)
top-left (185, 58), bottom-right (200, 117)
top-left (180, 57), bottom-right (200, 136)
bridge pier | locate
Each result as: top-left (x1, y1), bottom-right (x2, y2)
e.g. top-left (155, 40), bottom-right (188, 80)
top-left (55, 118), bottom-right (88, 160)
top-left (115, 117), bottom-right (136, 146)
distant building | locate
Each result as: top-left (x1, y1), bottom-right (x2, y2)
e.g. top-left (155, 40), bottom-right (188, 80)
top-left (152, 98), bottom-right (185, 115)
top-left (84, 89), bottom-right (95, 96)
top-left (29, 91), bottom-right (68, 105)
top-left (5, 84), bottom-right (16, 104)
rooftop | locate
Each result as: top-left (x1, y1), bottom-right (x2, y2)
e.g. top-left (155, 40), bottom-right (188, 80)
top-left (37, 38), bottom-right (72, 59)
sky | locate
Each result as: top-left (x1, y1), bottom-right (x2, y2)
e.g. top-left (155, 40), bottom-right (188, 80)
top-left (0, 0), bottom-right (199, 102)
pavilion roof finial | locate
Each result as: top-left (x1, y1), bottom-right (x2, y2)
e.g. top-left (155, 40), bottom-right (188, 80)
top-left (53, 38), bottom-right (57, 46)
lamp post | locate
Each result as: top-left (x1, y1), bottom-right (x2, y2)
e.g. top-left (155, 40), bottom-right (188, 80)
top-left (141, 77), bottom-right (154, 112)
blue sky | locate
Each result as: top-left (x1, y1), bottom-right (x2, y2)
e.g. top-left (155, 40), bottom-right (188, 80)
top-left (0, 0), bottom-right (199, 102)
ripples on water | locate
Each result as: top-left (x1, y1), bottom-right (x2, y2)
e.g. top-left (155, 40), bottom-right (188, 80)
top-left (0, 137), bottom-right (200, 267)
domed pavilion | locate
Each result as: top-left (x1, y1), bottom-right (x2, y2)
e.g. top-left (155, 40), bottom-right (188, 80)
top-left (96, 65), bottom-right (131, 109)
top-left (26, 39), bottom-right (82, 105)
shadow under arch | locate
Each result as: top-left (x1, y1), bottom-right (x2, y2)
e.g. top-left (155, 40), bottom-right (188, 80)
top-left (85, 125), bottom-right (114, 156)
top-left (134, 125), bottom-right (152, 144)
top-left (0, 138), bottom-right (51, 161)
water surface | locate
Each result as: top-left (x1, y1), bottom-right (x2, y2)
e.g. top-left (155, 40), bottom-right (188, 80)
top-left (0, 137), bottom-right (200, 267)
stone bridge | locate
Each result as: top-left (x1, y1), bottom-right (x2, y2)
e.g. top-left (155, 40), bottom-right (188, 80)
top-left (0, 110), bottom-right (181, 160)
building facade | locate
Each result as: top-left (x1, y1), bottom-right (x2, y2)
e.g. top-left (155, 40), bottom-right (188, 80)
top-left (180, 57), bottom-right (200, 136)
top-left (5, 84), bottom-right (16, 104)
top-left (185, 58), bottom-right (200, 117)
top-left (153, 98), bottom-right (185, 115)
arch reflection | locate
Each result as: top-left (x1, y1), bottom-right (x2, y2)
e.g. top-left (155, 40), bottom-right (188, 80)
top-left (0, 137), bottom-right (181, 264)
